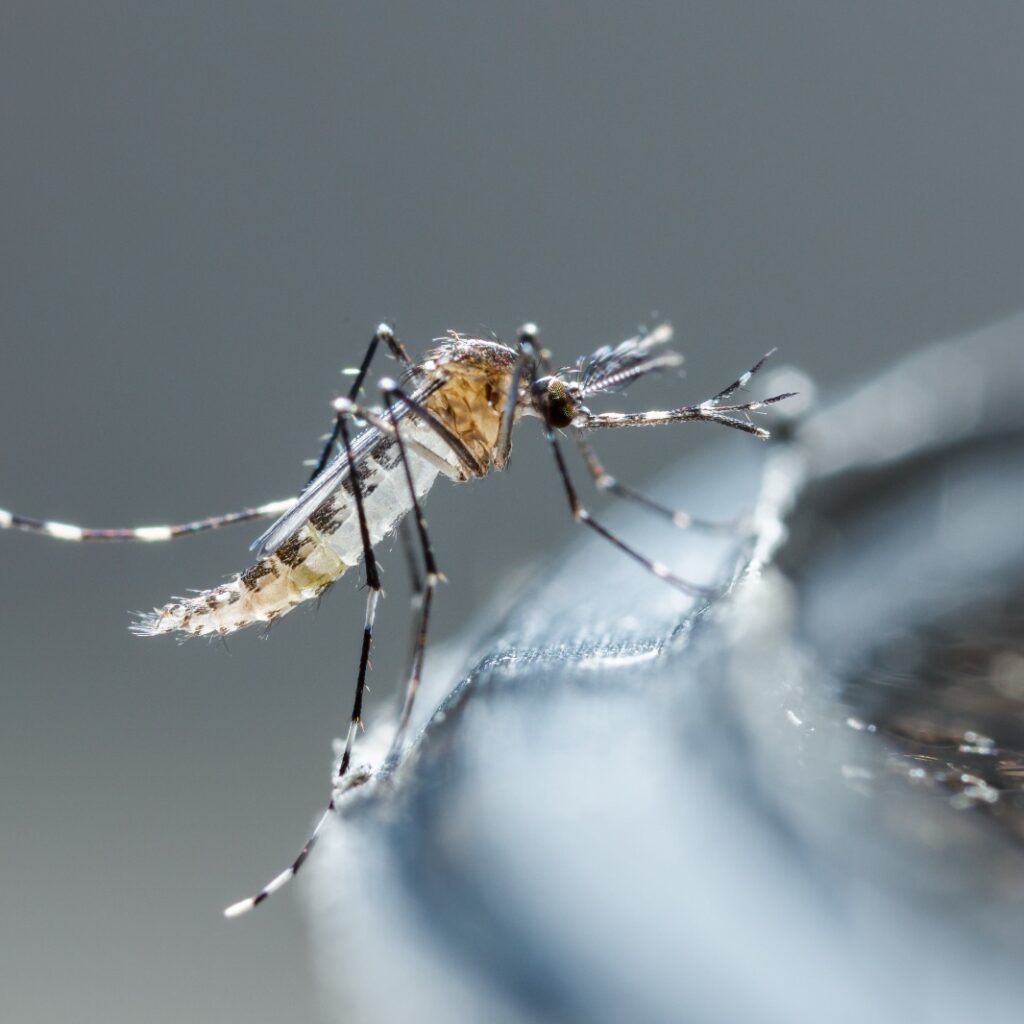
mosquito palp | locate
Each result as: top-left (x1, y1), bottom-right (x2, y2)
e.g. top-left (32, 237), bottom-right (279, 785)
top-left (4, 320), bottom-right (796, 916)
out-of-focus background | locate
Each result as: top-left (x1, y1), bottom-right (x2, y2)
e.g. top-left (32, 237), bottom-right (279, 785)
top-left (2, 4), bottom-right (1023, 1022)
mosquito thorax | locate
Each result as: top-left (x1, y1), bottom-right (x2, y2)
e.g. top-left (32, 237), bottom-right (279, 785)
top-left (531, 376), bottom-right (578, 429)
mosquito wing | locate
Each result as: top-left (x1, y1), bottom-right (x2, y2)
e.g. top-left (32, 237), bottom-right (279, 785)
top-left (250, 428), bottom-right (375, 556)
top-left (250, 379), bottom-right (442, 557)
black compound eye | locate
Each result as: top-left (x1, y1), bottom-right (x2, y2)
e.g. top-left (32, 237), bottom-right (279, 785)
top-left (532, 377), bottom-right (576, 428)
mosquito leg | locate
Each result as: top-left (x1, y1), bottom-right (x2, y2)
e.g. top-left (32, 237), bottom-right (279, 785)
top-left (379, 382), bottom-right (444, 766)
top-left (584, 352), bottom-right (797, 439)
top-left (545, 429), bottom-right (716, 597)
top-left (495, 323), bottom-right (540, 471)
top-left (705, 348), bottom-right (777, 405)
top-left (224, 404), bottom-right (384, 919)
top-left (0, 498), bottom-right (295, 543)
top-left (223, 767), bottom-right (371, 918)
top-left (519, 321), bottom-right (555, 374)
top-left (334, 411), bottom-right (382, 781)
top-left (306, 323), bottom-right (411, 485)
top-left (396, 517), bottom-right (428, 669)
top-left (3, 327), bottom-right (409, 546)
top-left (224, 381), bottom-right (473, 918)
top-left (331, 376), bottom-right (468, 779)
top-left (584, 392), bottom-right (796, 439)
top-left (391, 518), bottom-right (430, 718)
top-left (572, 432), bottom-right (739, 532)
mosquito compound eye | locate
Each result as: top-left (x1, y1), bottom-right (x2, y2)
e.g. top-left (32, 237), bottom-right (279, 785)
top-left (531, 377), bottom-right (576, 428)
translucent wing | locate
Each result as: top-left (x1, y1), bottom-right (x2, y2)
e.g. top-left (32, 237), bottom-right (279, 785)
top-left (251, 380), bottom-right (440, 557)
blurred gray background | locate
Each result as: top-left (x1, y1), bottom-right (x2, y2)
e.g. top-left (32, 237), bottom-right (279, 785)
top-left (2, 4), bottom-right (1024, 1023)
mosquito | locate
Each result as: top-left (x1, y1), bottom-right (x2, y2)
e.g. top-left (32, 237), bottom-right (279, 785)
top-left (2, 321), bottom-right (795, 916)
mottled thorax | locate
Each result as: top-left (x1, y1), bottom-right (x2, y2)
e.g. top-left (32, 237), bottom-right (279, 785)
top-left (420, 338), bottom-right (520, 472)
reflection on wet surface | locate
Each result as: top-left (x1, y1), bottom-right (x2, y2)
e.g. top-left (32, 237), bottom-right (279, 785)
top-left (846, 586), bottom-right (1024, 842)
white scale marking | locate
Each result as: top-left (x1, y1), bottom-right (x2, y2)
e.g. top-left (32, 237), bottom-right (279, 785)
top-left (134, 526), bottom-right (173, 542)
top-left (364, 588), bottom-right (380, 629)
top-left (44, 521), bottom-right (83, 541)
top-left (258, 499), bottom-right (295, 516)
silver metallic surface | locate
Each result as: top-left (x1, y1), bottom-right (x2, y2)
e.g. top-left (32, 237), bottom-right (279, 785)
top-left (311, 314), bottom-right (1024, 1023)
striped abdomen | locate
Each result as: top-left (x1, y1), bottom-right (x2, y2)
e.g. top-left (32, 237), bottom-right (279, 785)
top-left (134, 431), bottom-right (443, 638)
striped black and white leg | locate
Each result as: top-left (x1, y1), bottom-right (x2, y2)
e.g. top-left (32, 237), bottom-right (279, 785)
top-left (0, 499), bottom-right (296, 544)
top-left (572, 432), bottom-right (738, 532)
top-left (516, 327), bottom-right (713, 591)
top-left (306, 323), bottom-right (412, 485)
top-left (224, 388), bottom-right (469, 918)
top-left (705, 348), bottom-right (779, 405)
top-left (334, 412), bottom-right (383, 780)
top-left (584, 352), bottom-right (797, 439)
top-left (545, 428), bottom-right (716, 597)
top-left (224, 403), bottom-right (385, 919)
top-left (379, 381), bottom-right (446, 766)
top-left (494, 327), bottom-right (539, 470)
top-left (553, 354), bottom-right (796, 591)
top-left (222, 775), bottom-right (370, 918)
top-left (585, 396), bottom-right (795, 437)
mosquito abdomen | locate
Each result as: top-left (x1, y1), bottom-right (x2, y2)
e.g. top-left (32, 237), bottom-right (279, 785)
top-left (133, 443), bottom-right (443, 638)
top-left (131, 524), bottom-right (350, 637)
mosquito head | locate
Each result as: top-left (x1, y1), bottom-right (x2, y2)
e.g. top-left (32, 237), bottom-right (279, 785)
top-left (531, 375), bottom-right (583, 429)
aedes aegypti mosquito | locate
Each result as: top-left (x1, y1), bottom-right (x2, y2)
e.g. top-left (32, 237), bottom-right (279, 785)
top-left (2, 321), bottom-right (795, 916)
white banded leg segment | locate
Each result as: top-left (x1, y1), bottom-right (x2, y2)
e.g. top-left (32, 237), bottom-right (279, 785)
top-left (0, 499), bottom-right (295, 542)
top-left (337, 586), bottom-right (380, 778)
top-left (335, 405), bottom-right (381, 783)
top-left (548, 431), bottom-right (715, 598)
top-left (223, 404), bottom-right (389, 917)
top-left (705, 348), bottom-right (778, 405)
top-left (573, 433), bottom-right (738, 533)
top-left (223, 806), bottom-right (334, 918)
top-left (222, 757), bottom-right (375, 919)
top-left (495, 338), bottom-right (538, 470)
top-left (381, 384), bottom-right (446, 765)
top-left (39, 520), bottom-right (82, 541)
top-left (306, 323), bottom-right (410, 486)
top-left (585, 397), bottom-right (793, 439)
top-left (224, 407), bottom-right (381, 916)
top-left (582, 350), bottom-right (796, 440)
